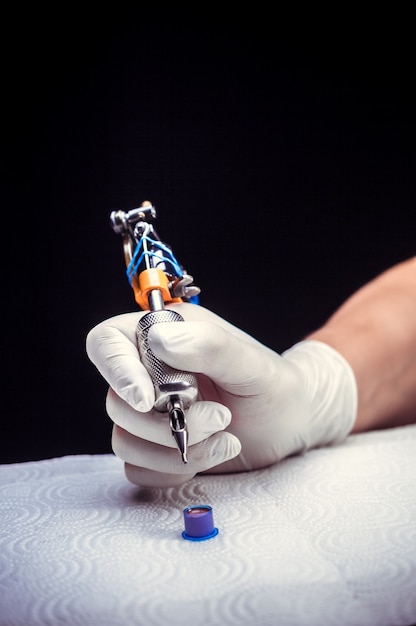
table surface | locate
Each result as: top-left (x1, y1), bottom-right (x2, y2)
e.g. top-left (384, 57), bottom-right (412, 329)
top-left (1, 424), bottom-right (416, 626)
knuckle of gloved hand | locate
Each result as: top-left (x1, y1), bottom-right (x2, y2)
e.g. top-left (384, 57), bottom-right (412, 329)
top-left (111, 424), bottom-right (132, 462)
top-left (85, 326), bottom-right (100, 361)
top-left (86, 322), bottom-right (118, 357)
top-left (189, 432), bottom-right (240, 470)
top-left (105, 387), bottom-right (119, 419)
top-left (187, 401), bottom-right (232, 444)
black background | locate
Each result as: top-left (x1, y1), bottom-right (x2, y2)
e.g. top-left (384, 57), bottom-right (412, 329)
top-left (3, 12), bottom-right (415, 463)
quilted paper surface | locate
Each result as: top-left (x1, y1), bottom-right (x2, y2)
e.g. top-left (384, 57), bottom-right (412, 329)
top-left (1, 425), bottom-right (416, 626)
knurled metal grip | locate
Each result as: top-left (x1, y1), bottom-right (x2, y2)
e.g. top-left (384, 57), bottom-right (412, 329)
top-left (136, 309), bottom-right (199, 412)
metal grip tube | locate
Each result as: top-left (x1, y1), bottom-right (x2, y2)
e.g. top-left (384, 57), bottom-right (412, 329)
top-left (136, 309), bottom-right (198, 412)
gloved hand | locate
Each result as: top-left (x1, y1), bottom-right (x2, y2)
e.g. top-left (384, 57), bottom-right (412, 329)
top-left (86, 303), bottom-right (357, 487)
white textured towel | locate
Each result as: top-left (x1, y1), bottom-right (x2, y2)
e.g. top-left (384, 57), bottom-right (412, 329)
top-left (1, 425), bottom-right (416, 626)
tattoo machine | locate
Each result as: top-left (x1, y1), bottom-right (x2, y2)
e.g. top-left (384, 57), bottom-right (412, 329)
top-left (110, 201), bottom-right (201, 463)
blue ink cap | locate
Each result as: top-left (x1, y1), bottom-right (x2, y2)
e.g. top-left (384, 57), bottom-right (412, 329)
top-left (182, 505), bottom-right (219, 541)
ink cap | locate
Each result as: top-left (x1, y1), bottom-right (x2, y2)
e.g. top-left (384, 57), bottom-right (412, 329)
top-left (182, 505), bottom-right (218, 541)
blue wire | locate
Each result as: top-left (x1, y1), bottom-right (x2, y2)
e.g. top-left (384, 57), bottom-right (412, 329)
top-left (126, 236), bottom-right (184, 285)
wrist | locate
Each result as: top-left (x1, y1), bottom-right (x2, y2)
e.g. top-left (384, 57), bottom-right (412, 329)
top-left (282, 340), bottom-right (358, 449)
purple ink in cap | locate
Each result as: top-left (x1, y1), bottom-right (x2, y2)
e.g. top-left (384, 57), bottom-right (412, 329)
top-left (182, 505), bottom-right (219, 541)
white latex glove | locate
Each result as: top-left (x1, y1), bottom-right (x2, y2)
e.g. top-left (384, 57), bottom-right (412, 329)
top-left (86, 303), bottom-right (357, 487)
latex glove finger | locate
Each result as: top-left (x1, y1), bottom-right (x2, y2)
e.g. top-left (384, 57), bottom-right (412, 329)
top-left (106, 388), bottom-right (232, 446)
top-left (86, 313), bottom-right (154, 411)
top-left (112, 425), bottom-right (241, 487)
top-left (124, 464), bottom-right (196, 488)
top-left (148, 321), bottom-right (278, 395)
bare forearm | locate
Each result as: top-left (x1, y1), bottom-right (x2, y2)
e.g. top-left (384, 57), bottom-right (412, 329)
top-left (307, 257), bottom-right (416, 432)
